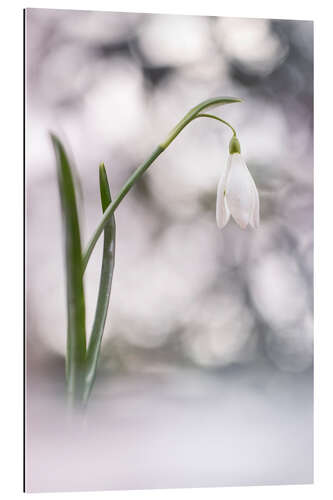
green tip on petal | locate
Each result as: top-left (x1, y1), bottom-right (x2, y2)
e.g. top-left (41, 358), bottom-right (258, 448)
top-left (229, 136), bottom-right (241, 155)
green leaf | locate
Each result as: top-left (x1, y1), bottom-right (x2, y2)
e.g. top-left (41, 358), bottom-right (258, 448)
top-left (50, 134), bottom-right (86, 403)
top-left (84, 163), bottom-right (116, 402)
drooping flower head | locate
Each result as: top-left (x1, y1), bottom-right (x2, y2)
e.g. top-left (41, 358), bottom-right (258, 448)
top-left (216, 136), bottom-right (259, 229)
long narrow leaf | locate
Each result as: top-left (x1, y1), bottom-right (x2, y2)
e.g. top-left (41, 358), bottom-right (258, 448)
top-left (50, 134), bottom-right (86, 402)
top-left (84, 163), bottom-right (116, 401)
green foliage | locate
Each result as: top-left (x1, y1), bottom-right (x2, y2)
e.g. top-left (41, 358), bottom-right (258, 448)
top-left (50, 96), bottom-right (241, 406)
top-left (84, 164), bottom-right (116, 402)
top-left (51, 134), bottom-right (86, 405)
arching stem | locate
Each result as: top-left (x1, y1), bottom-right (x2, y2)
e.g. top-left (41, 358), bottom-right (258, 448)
top-left (82, 97), bottom-right (242, 271)
top-left (194, 113), bottom-right (237, 136)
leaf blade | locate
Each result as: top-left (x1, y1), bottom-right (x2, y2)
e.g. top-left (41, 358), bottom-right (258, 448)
top-left (84, 163), bottom-right (116, 401)
top-left (50, 134), bottom-right (86, 401)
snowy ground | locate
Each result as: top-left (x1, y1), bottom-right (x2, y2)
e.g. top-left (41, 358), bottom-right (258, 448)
top-left (26, 359), bottom-right (313, 492)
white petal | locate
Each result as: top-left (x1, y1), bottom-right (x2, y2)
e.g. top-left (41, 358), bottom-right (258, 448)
top-left (216, 188), bottom-right (230, 228)
top-left (216, 156), bottom-right (231, 228)
top-left (225, 154), bottom-right (257, 229)
top-left (249, 179), bottom-right (260, 229)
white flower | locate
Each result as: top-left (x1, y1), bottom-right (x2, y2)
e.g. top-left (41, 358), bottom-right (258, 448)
top-left (216, 152), bottom-right (259, 229)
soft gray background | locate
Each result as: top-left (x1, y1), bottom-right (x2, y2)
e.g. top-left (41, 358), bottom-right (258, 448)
top-left (25, 9), bottom-right (313, 493)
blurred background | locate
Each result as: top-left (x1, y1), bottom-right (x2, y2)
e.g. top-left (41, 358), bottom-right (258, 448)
top-left (25, 8), bottom-right (313, 493)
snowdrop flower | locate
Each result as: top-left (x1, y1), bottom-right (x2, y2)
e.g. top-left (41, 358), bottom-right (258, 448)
top-left (216, 136), bottom-right (259, 229)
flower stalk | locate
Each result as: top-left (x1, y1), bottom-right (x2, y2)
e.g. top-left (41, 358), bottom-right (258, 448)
top-left (82, 97), bottom-right (242, 271)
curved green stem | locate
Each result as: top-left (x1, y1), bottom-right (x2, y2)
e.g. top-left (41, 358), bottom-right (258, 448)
top-left (159, 96), bottom-right (241, 149)
top-left (194, 113), bottom-right (237, 136)
top-left (82, 96), bottom-right (242, 270)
